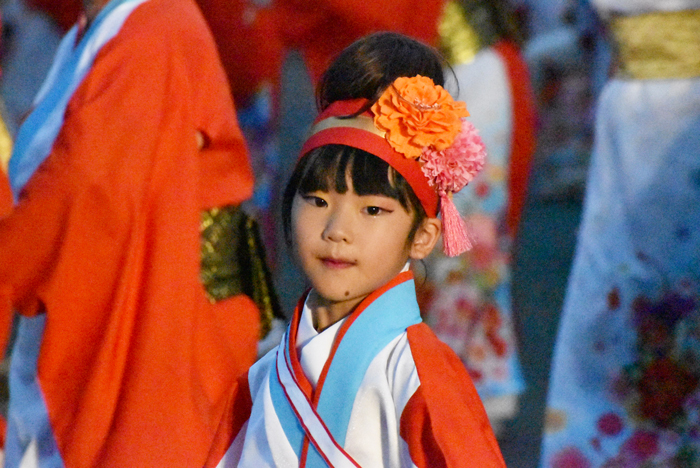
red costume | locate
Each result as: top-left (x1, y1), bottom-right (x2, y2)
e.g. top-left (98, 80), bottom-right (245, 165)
top-left (0, 0), bottom-right (259, 465)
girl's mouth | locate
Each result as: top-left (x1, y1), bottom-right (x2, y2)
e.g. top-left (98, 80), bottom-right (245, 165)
top-left (321, 257), bottom-right (355, 269)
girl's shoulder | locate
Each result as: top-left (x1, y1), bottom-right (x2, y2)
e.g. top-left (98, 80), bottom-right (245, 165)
top-left (380, 323), bottom-right (476, 411)
top-left (405, 322), bottom-right (474, 388)
top-left (383, 323), bottom-right (469, 393)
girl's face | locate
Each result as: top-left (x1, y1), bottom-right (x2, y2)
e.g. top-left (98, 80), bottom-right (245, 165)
top-left (292, 178), bottom-right (439, 318)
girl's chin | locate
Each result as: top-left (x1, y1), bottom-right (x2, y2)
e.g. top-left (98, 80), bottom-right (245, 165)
top-left (309, 289), bottom-right (367, 309)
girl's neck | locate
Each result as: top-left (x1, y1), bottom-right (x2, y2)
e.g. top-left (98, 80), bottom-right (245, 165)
top-left (307, 291), bottom-right (364, 332)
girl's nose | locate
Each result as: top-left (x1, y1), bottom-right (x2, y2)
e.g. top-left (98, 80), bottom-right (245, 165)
top-left (323, 210), bottom-right (353, 243)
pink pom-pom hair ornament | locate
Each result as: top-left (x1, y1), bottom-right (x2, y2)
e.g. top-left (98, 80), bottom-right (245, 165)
top-left (299, 76), bottom-right (487, 257)
top-left (421, 120), bottom-right (486, 255)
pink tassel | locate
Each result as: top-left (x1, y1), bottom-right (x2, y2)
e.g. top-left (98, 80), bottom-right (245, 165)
top-left (440, 193), bottom-right (472, 256)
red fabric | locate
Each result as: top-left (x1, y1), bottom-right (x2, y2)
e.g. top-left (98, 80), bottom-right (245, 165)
top-left (400, 387), bottom-right (448, 467)
top-left (0, 170), bottom-right (11, 218)
top-left (204, 373), bottom-right (254, 468)
top-left (272, 0), bottom-right (447, 82)
top-left (0, 0), bottom-right (258, 466)
top-left (0, 414), bottom-right (5, 449)
top-left (493, 40), bottom-right (537, 237)
top-left (402, 323), bottom-right (506, 467)
top-left (195, 0), bottom-right (283, 106)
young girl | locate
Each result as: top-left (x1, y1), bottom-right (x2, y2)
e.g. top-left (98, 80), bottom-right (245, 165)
top-left (217, 32), bottom-right (505, 467)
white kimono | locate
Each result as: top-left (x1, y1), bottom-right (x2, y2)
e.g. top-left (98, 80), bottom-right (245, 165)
top-left (541, 1), bottom-right (700, 467)
top-left (219, 271), bottom-right (505, 467)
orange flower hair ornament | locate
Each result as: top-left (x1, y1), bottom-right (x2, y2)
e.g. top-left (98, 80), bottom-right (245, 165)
top-left (299, 75), bottom-right (486, 256)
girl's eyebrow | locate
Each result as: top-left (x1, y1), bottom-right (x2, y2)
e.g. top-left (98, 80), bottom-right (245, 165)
top-left (359, 193), bottom-right (392, 198)
top-left (299, 189), bottom-right (331, 197)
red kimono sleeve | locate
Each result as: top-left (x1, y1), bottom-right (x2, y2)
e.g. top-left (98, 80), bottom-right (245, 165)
top-left (205, 372), bottom-right (254, 467)
top-left (401, 323), bottom-right (506, 467)
top-left (493, 40), bottom-right (537, 237)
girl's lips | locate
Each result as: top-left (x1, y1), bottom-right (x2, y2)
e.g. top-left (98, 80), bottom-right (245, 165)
top-left (320, 257), bottom-right (355, 269)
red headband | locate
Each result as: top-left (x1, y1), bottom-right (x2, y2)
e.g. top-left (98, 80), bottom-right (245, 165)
top-left (299, 99), bottom-right (439, 217)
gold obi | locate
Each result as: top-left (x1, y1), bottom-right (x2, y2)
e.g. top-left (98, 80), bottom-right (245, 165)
top-left (201, 205), bottom-right (282, 338)
top-left (438, 0), bottom-right (517, 66)
top-left (610, 9), bottom-right (700, 80)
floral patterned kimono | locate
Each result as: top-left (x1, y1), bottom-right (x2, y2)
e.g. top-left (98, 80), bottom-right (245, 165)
top-left (541, 1), bottom-right (700, 466)
top-left (420, 0), bottom-right (533, 427)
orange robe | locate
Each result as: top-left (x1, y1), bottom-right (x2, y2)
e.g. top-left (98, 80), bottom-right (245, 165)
top-left (28, 0), bottom-right (283, 109)
top-left (0, 0), bottom-right (258, 465)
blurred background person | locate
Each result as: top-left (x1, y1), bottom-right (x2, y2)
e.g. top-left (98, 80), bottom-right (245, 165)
top-left (517, 0), bottom-right (599, 201)
top-left (0, 0), bottom-right (265, 465)
top-left (419, 0), bottom-right (536, 435)
top-left (541, 1), bottom-right (700, 467)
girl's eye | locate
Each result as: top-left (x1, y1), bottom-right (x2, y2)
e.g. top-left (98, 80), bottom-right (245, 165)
top-left (365, 206), bottom-right (386, 216)
top-left (302, 195), bottom-right (327, 208)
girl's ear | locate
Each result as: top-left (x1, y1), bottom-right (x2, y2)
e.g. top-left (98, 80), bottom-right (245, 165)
top-left (409, 218), bottom-right (442, 260)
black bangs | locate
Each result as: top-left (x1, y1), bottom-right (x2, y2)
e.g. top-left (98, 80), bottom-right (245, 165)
top-left (281, 144), bottom-right (426, 245)
top-left (296, 145), bottom-right (413, 208)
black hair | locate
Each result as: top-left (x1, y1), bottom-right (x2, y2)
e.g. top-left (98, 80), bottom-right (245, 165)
top-left (281, 145), bottom-right (426, 245)
top-left (317, 31), bottom-right (449, 113)
top-left (283, 32), bottom-right (449, 247)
